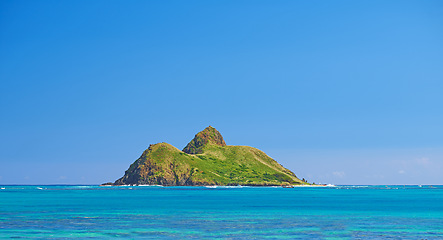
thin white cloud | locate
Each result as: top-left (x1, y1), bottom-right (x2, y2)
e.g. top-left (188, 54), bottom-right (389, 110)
top-left (398, 170), bottom-right (406, 174)
top-left (416, 157), bottom-right (430, 166)
top-left (333, 171), bottom-right (345, 178)
top-left (365, 174), bottom-right (385, 179)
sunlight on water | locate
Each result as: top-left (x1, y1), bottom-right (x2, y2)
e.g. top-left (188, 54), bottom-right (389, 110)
top-left (1, 185), bottom-right (442, 239)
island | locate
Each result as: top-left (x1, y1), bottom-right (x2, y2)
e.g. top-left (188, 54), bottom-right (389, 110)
top-left (103, 126), bottom-right (311, 186)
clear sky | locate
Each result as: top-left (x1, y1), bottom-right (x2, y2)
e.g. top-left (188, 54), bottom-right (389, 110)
top-left (1, 0), bottom-right (442, 185)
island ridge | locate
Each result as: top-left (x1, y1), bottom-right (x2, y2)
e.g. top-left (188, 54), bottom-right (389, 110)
top-left (105, 126), bottom-right (310, 186)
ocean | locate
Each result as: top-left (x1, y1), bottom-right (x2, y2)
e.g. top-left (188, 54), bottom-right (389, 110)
top-left (1, 185), bottom-right (442, 239)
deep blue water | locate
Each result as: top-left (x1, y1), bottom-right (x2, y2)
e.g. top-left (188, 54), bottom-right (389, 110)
top-left (1, 185), bottom-right (442, 239)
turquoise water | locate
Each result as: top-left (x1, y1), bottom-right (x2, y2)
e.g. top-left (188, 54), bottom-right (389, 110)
top-left (1, 185), bottom-right (442, 239)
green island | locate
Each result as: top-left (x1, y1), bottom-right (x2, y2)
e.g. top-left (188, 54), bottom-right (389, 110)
top-left (103, 126), bottom-right (312, 186)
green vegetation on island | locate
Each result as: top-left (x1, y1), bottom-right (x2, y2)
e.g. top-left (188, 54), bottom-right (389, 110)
top-left (106, 126), bottom-right (309, 186)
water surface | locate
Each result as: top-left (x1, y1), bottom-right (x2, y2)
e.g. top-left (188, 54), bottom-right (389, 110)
top-left (1, 185), bottom-right (442, 239)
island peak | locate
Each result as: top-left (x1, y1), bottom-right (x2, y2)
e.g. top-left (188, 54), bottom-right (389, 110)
top-left (183, 126), bottom-right (226, 154)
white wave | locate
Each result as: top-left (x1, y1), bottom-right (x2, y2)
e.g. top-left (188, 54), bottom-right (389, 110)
top-left (218, 185), bottom-right (250, 188)
top-left (338, 185), bottom-right (369, 188)
top-left (137, 185), bottom-right (164, 187)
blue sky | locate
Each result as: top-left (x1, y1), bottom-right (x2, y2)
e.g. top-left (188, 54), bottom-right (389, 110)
top-left (1, 0), bottom-right (442, 185)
